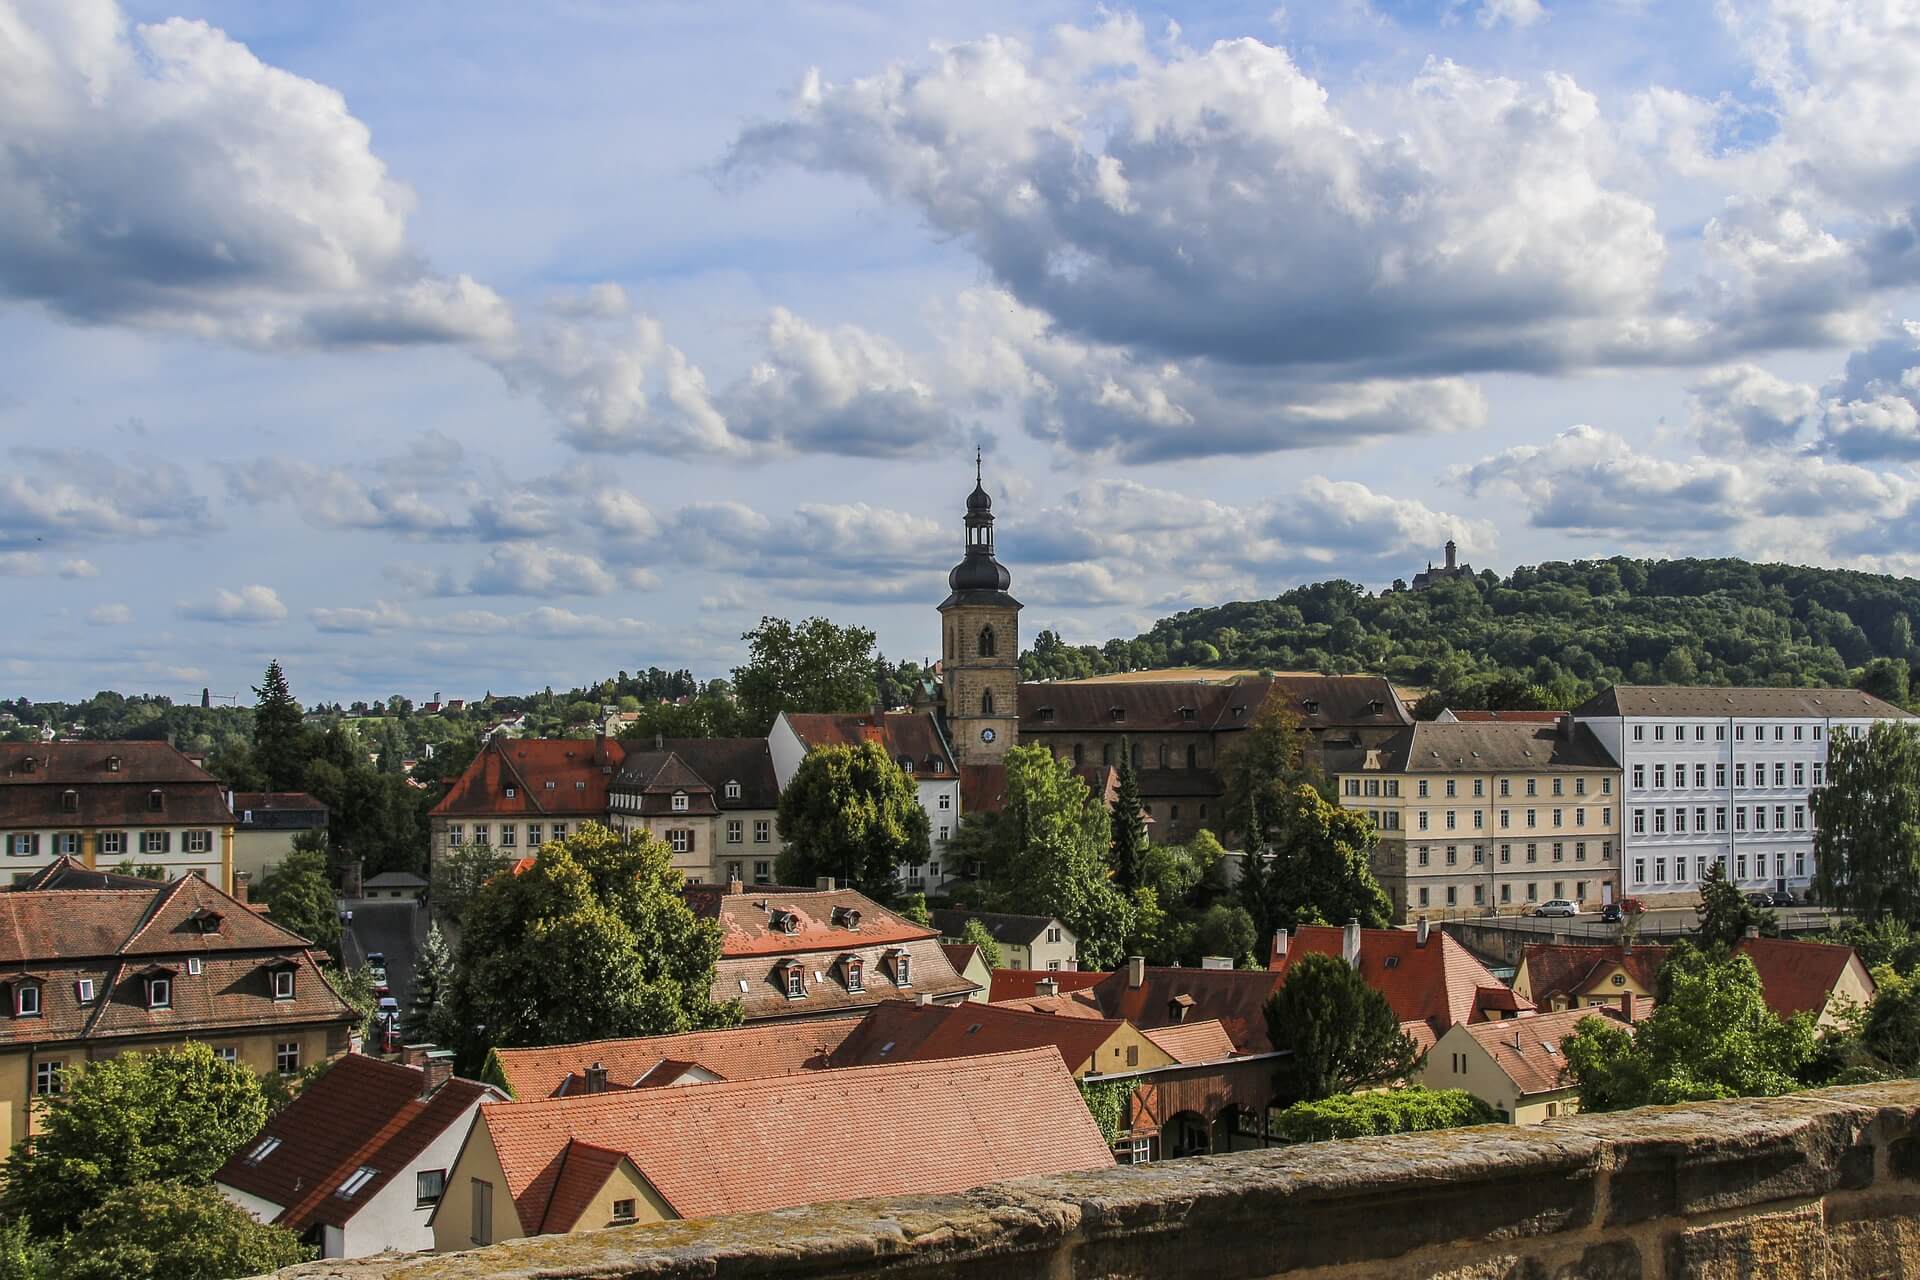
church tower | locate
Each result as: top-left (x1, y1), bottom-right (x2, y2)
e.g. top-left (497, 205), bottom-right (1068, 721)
top-left (940, 454), bottom-right (1021, 767)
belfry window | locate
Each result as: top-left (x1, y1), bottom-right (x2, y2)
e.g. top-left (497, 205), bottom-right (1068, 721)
top-left (978, 626), bottom-right (996, 658)
top-left (980, 689), bottom-right (995, 715)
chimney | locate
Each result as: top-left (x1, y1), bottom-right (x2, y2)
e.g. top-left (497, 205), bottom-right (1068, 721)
top-left (232, 872), bottom-right (251, 906)
top-left (727, 874), bottom-right (743, 894)
top-left (654, 732), bottom-right (664, 750)
top-left (917, 993), bottom-right (934, 1006)
top-left (817, 877), bottom-right (836, 891)
top-left (422, 1050), bottom-right (455, 1098)
top-left (585, 1061), bottom-right (608, 1094)
top-left (1127, 956), bottom-right (1145, 989)
top-left (1417, 916), bottom-right (1430, 947)
top-left (1272, 928), bottom-right (1289, 960)
top-left (1037, 976), bottom-right (1060, 997)
top-left (1621, 990), bottom-right (1636, 1022)
top-left (1343, 918), bottom-right (1362, 969)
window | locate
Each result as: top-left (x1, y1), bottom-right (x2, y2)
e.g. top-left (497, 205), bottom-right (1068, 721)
top-left (188, 957), bottom-right (202, 975)
top-left (1794, 805), bottom-right (1806, 830)
top-left (1755, 806), bottom-right (1767, 831)
top-left (1715, 807), bottom-right (1727, 831)
top-left (1633, 725), bottom-right (1644, 741)
top-left (5, 834), bottom-right (35, 858)
top-left (1716, 725), bottom-right (1727, 741)
top-left (500, 825), bottom-right (516, 848)
top-left (1695, 807), bottom-right (1708, 833)
top-left (752, 819), bottom-right (771, 844)
top-left (1694, 765), bottom-right (1707, 789)
top-left (1653, 764), bottom-right (1666, 789)
top-left (1418, 811), bottom-right (1430, 831)
top-left (1796, 850), bottom-right (1808, 877)
top-left (1445, 845), bottom-right (1457, 866)
top-left (146, 789), bottom-right (164, 811)
top-left (1473, 778), bottom-right (1485, 798)
top-left (784, 965), bottom-right (804, 999)
top-left (97, 831), bottom-right (123, 856)
top-left (1575, 808), bottom-right (1586, 827)
top-left (1501, 884), bottom-right (1512, 903)
top-left (417, 1169), bottom-right (446, 1208)
top-left (447, 824), bottom-right (464, 847)
top-left (139, 831), bottom-right (169, 854)
top-left (1736, 725), bottom-right (1747, 741)
top-left (472, 1179), bottom-right (493, 1247)
top-left (845, 959), bottom-right (864, 992)
top-left (668, 830), bottom-right (692, 854)
top-left (1446, 886), bottom-right (1457, 906)
top-left (75, 978), bottom-right (94, 1004)
top-left (1775, 725), bottom-right (1786, 741)
top-left (147, 977), bottom-right (171, 1009)
top-left (1715, 763), bottom-right (1727, 787)
top-left (1499, 843), bottom-right (1512, 864)
top-left (1552, 777), bottom-right (1563, 797)
top-left (1527, 882), bottom-right (1538, 900)
top-left (1445, 811), bottom-right (1456, 830)
top-left (1472, 844), bottom-right (1485, 864)
top-left (1552, 809), bottom-right (1563, 828)
top-left (1633, 858), bottom-right (1646, 884)
top-left (1735, 763), bottom-right (1747, 787)
top-left (273, 969), bottom-right (295, 1000)
top-left (1602, 777), bottom-right (1613, 795)
top-left (1653, 810), bottom-right (1666, 834)
top-left (1632, 764), bottom-right (1645, 789)
top-left (1472, 810), bottom-right (1483, 829)
top-left (1776, 804), bottom-right (1787, 830)
top-left (1526, 842), bottom-right (1538, 864)
top-left (1736, 807), bottom-right (1748, 831)
top-left (276, 1041), bottom-right (300, 1075)
top-left (1793, 761), bottom-right (1805, 787)
top-left (1654, 725), bottom-right (1665, 742)
top-left (338, 1166), bottom-right (378, 1199)
top-left (1418, 780), bottom-right (1429, 799)
top-left (1526, 778), bottom-right (1538, 797)
top-left (1500, 809), bottom-right (1511, 829)
top-left (1418, 887), bottom-right (1430, 907)
top-left (1814, 725), bottom-right (1825, 741)
top-left (1417, 846), bottom-right (1430, 867)
top-left (1813, 762), bottom-right (1825, 786)
top-left (1575, 841), bottom-right (1587, 862)
top-left (1737, 853), bottom-right (1749, 879)
top-left (726, 819), bottom-right (743, 844)
top-left (1654, 857), bottom-right (1667, 883)
top-left (49, 833), bottom-right (76, 856)
top-left (1632, 808), bottom-right (1645, 834)
top-left (15, 985), bottom-right (38, 1018)
top-left (611, 1198), bottom-right (638, 1224)
top-left (33, 1061), bottom-right (62, 1097)
top-left (895, 954), bottom-right (913, 987)
top-left (1525, 808), bottom-right (1536, 827)
top-left (1675, 856), bottom-right (1689, 882)
top-left (526, 823), bottom-right (543, 846)
top-left (551, 823), bottom-right (567, 839)
top-left (1445, 779), bottom-right (1457, 798)
top-left (217, 1046), bottom-right (237, 1064)
top-left (1774, 763), bottom-right (1787, 787)
top-left (981, 690), bottom-right (995, 715)
top-left (671, 791), bottom-right (689, 813)
top-left (1576, 777), bottom-right (1587, 796)
top-left (1553, 842), bottom-right (1564, 863)
top-left (753, 860), bottom-right (772, 883)
top-left (473, 824), bottom-right (491, 845)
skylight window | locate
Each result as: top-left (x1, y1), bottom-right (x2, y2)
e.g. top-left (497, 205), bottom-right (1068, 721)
top-left (337, 1166), bottom-right (378, 1198)
top-left (245, 1137), bottom-right (282, 1164)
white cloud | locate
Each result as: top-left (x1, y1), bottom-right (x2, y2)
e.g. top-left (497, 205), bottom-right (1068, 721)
top-left (178, 584), bottom-right (287, 624)
top-left (0, 450), bottom-right (215, 548)
top-left (58, 559), bottom-right (98, 579)
top-left (1478, 0), bottom-right (1545, 28)
top-left (1688, 364), bottom-right (1818, 451)
top-left (86, 603), bottom-right (131, 625)
top-left (464, 544), bottom-right (618, 598)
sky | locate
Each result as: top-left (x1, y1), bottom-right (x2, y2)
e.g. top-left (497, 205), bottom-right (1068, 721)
top-left (5, 0), bottom-right (1920, 705)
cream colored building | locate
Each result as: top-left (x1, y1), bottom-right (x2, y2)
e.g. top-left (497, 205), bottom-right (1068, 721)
top-left (1331, 719), bottom-right (1623, 922)
top-left (1421, 1008), bottom-right (1610, 1124)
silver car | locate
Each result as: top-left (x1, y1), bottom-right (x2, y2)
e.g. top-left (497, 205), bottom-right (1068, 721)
top-left (1533, 899), bottom-right (1578, 918)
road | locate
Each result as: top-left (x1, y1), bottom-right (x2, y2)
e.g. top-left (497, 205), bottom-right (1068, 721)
top-left (1455, 905), bottom-right (1845, 940)
top-left (341, 900), bottom-right (427, 1013)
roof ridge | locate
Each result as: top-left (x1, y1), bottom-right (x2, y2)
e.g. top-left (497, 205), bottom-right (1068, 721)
top-left (490, 737), bottom-right (547, 817)
top-left (118, 876), bottom-right (189, 951)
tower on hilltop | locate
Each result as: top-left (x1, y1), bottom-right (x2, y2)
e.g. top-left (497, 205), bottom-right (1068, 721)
top-left (940, 452), bottom-right (1021, 768)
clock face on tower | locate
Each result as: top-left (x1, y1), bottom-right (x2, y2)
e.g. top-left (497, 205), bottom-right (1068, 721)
top-left (980, 728), bottom-right (997, 743)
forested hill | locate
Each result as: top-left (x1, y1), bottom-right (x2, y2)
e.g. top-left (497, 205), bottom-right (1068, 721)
top-left (1020, 558), bottom-right (1920, 713)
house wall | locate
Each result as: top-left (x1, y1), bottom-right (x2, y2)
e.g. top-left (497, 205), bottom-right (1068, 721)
top-left (1511, 958), bottom-right (1654, 1012)
top-left (341, 1096), bottom-right (491, 1258)
top-left (233, 829), bottom-right (312, 883)
top-left (0, 823), bottom-right (233, 890)
top-left (1421, 1024), bottom-right (1583, 1125)
top-left (218, 1183), bottom-right (287, 1226)
top-left (560, 1160), bottom-right (675, 1233)
top-left (432, 1117), bottom-right (516, 1251)
top-left (1823, 957), bottom-right (1878, 1032)
top-left (1078, 1025), bottom-right (1176, 1078)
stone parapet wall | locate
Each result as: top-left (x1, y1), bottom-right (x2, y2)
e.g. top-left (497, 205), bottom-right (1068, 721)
top-left (273, 1080), bottom-right (1920, 1280)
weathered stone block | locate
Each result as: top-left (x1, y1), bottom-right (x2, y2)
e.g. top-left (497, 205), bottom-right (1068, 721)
top-left (1665, 1202), bottom-right (1828, 1279)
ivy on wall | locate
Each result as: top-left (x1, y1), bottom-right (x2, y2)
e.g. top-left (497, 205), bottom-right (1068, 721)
top-left (1079, 1078), bottom-right (1135, 1145)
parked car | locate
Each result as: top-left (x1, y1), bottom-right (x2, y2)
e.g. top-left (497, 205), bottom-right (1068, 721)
top-left (1600, 902), bottom-right (1623, 924)
top-left (368, 966), bottom-right (388, 986)
top-left (365, 951), bottom-right (385, 968)
top-left (1745, 891), bottom-right (1778, 908)
top-left (1533, 899), bottom-right (1579, 918)
top-left (377, 996), bottom-right (400, 1019)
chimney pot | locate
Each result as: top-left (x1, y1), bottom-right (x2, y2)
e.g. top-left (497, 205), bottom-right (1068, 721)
top-left (917, 993), bottom-right (933, 1006)
top-left (1343, 919), bottom-right (1362, 969)
top-left (1037, 977), bottom-right (1059, 997)
top-left (232, 872), bottom-right (251, 906)
top-left (1417, 916), bottom-right (1430, 947)
top-left (1272, 927), bottom-right (1289, 959)
top-left (1621, 990), bottom-right (1636, 1022)
top-left (422, 1050), bottom-right (454, 1098)
top-left (1126, 956), bottom-right (1145, 989)
top-left (817, 876), bottom-right (836, 891)
top-left (585, 1061), bottom-right (608, 1094)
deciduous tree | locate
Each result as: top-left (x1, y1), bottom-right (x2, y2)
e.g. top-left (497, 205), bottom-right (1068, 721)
top-left (430, 841), bottom-right (510, 924)
top-left (56, 1179), bottom-right (311, 1280)
top-left (258, 843), bottom-right (340, 957)
top-left (997, 745), bottom-right (1134, 969)
top-left (1270, 1088), bottom-right (1497, 1143)
top-left (1264, 952), bottom-right (1423, 1104)
top-left (732, 616), bottom-right (878, 735)
top-left (775, 741), bottom-right (929, 901)
top-left (1255, 785), bottom-right (1393, 931)
top-left (1220, 698), bottom-right (1311, 852)
top-left (1813, 722), bottom-right (1920, 924)
top-left (960, 918), bottom-right (1003, 970)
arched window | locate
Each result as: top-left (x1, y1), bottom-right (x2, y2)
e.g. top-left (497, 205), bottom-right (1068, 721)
top-left (1187, 745), bottom-right (1198, 769)
top-left (1158, 744), bottom-right (1169, 767)
top-left (1131, 743), bottom-right (1143, 769)
top-left (1102, 744), bottom-right (1113, 766)
top-left (978, 626), bottom-right (996, 658)
top-left (1073, 744), bottom-right (1084, 766)
top-left (981, 689), bottom-right (995, 715)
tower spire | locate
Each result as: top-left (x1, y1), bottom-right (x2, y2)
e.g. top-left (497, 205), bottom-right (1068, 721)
top-left (975, 446), bottom-right (982, 486)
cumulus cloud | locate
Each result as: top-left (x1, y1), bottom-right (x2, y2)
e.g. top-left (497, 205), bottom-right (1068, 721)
top-left (0, 0), bottom-right (509, 348)
top-left (1479, 0), bottom-right (1545, 28)
top-left (729, 18), bottom-right (1672, 378)
top-left (1688, 364), bottom-right (1819, 452)
top-left (178, 584), bottom-right (287, 623)
top-left (463, 544), bottom-right (619, 598)
top-left (59, 559), bottom-right (98, 579)
top-left (0, 450), bottom-right (215, 548)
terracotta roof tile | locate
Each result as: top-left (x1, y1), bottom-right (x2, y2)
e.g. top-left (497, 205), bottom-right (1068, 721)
top-left (1270, 926), bottom-right (1532, 1037)
top-left (828, 1000), bottom-right (1122, 1072)
top-left (1463, 1007), bottom-right (1627, 1097)
top-left (693, 886), bottom-right (936, 958)
top-left (989, 969), bottom-right (1107, 1002)
top-left (477, 1047), bottom-right (1112, 1228)
top-left (488, 1018), bottom-right (863, 1099)
top-left (612, 739), bottom-right (779, 810)
top-left (781, 713), bottom-right (956, 778)
top-left (1140, 1018), bottom-right (1238, 1064)
top-left (429, 738), bottom-right (623, 819)
top-left (532, 1141), bottom-right (630, 1235)
top-left (712, 936), bottom-right (974, 1020)
top-left (1086, 968), bottom-right (1287, 1054)
top-left (1520, 939), bottom-right (1868, 1022)
top-left (215, 1054), bottom-right (497, 1233)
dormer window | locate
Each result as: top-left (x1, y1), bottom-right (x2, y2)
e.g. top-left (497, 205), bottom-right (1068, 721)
top-left (106, 755), bottom-right (120, 772)
top-left (782, 961), bottom-right (805, 999)
top-left (1301, 699), bottom-right (1320, 715)
top-left (15, 983), bottom-right (40, 1018)
top-left (1109, 706), bottom-right (1125, 722)
top-left (60, 790), bottom-right (78, 813)
top-left (188, 907), bottom-right (223, 935)
top-left (1037, 706), bottom-right (1055, 722)
top-left (769, 909), bottom-right (801, 934)
top-left (832, 906), bottom-right (862, 931)
top-left (897, 755), bottom-right (914, 773)
top-left (1368, 699), bottom-right (1384, 715)
top-left (74, 979), bottom-right (94, 1005)
top-left (725, 780), bottom-right (741, 800)
top-left (1179, 706), bottom-right (1195, 721)
top-left (889, 949), bottom-right (912, 988)
top-left (17, 756), bottom-right (34, 774)
top-left (272, 969), bottom-right (296, 1001)
top-left (146, 976), bottom-right (172, 1010)
top-left (504, 787), bottom-right (515, 798)
top-left (845, 957), bottom-right (865, 993)
top-left (671, 791), bottom-right (689, 812)
top-left (146, 789), bottom-right (164, 812)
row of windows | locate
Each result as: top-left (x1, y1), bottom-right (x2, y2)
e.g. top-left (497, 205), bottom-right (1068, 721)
top-left (1413, 840), bottom-right (1613, 867)
top-left (33, 1040), bottom-right (302, 1098)
top-left (782, 952), bottom-right (911, 999)
top-left (1631, 761), bottom-right (1821, 790)
top-left (446, 821), bottom-right (570, 848)
top-left (1416, 880), bottom-right (1596, 909)
top-left (1631, 850), bottom-right (1806, 885)
top-left (1630, 722), bottom-right (1839, 743)
top-left (1067, 742), bottom-right (1205, 769)
top-left (4, 830), bottom-right (214, 857)
top-left (1345, 775), bottom-right (1616, 800)
top-left (1414, 807), bottom-right (1611, 832)
top-left (1629, 805), bottom-right (1807, 835)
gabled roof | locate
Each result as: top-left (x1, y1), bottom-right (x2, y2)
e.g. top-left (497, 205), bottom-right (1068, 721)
top-left (929, 909), bottom-right (1059, 947)
top-left (1460, 1007), bottom-right (1627, 1097)
top-left (1572, 684), bottom-right (1914, 719)
top-left (215, 1055), bottom-right (498, 1233)
top-left (429, 737), bottom-right (622, 818)
top-left (534, 1141), bottom-right (632, 1235)
top-left (477, 1047), bottom-right (1113, 1231)
top-left (8, 856), bottom-right (156, 892)
top-left (1140, 1017), bottom-right (1238, 1065)
top-left (1017, 674), bottom-right (1412, 734)
top-left (780, 712), bottom-right (956, 779)
top-left (613, 738), bottom-right (780, 810)
top-left (940, 943), bottom-right (983, 975)
top-left (1085, 968), bottom-right (1286, 1054)
top-left (0, 873), bottom-right (311, 964)
top-left (1346, 722), bottom-right (1620, 774)
top-left (827, 999), bottom-right (1124, 1073)
top-left (0, 741), bottom-right (220, 784)
top-left (691, 886), bottom-right (936, 958)
top-left (1520, 939), bottom-right (1870, 1022)
top-left (0, 741), bottom-right (232, 828)
top-left (1270, 926), bottom-right (1533, 1038)
top-left (988, 968), bottom-right (1107, 1003)
top-left (711, 936), bottom-right (974, 1021)
top-left (1442, 710), bottom-right (1569, 724)
top-left (487, 1018), bottom-right (863, 1099)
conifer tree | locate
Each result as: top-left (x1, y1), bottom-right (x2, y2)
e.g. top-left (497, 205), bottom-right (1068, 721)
top-left (1109, 737), bottom-right (1147, 892)
top-left (250, 660), bottom-right (309, 792)
top-left (403, 922), bottom-right (454, 1046)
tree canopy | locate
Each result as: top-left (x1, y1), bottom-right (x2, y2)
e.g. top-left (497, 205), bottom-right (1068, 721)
top-left (732, 616), bottom-right (878, 734)
top-left (1264, 951), bottom-right (1424, 1104)
top-left (1560, 943), bottom-right (1816, 1110)
top-left (444, 824), bottom-right (738, 1066)
top-left (1109, 738), bottom-right (1147, 893)
top-left (1270, 1088), bottom-right (1498, 1143)
top-left (250, 659), bottom-right (307, 793)
top-left (990, 745), bottom-right (1135, 969)
top-left (774, 741), bottom-right (929, 901)
top-left (52, 1180), bottom-right (311, 1280)
top-left (1813, 721), bottom-right (1920, 924)
top-left (1693, 860), bottom-right (1778, 949)
top-left (1242, 785), bottom-right (1393, 935)
top-left (258, 841), bottom-right (340, 957)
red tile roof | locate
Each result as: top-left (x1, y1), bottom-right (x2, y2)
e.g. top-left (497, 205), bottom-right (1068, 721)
top-left (1462, 1007), bottom-right (1627, 1097)
top-left (827, 999), bottom-right (1123, 1073)
top-left (1520, 939), bottom-right (1869, 1022)
top-left (711, 936), bottom-right (974, 1020)
top-left (780, 712), bottom-right (956, 778)
top-left (1269, 926), bottom-right (1533, 1039)
top-left (695, 886), bottom-right (936, 959)
top-left (533, 1140), bottom-right (631, 1234)
top-left (215, 1054), bottom-right (498, 1233)
top-left (941, 943), bottom-right (983, 974)
top-left (429, 738), bottom-right (622, 819)
top-left (958, 763), bottom-right (1119, 815)
top-left (1140, 1018), bottom-right (1238, 1065)
top-left (1086, 968), bottom-right (1287, 1054)
top-left (487, 1018), bottom-right (863, 1099)
top-left (0, 741), bottom-right (232, 827)
top-left (476, 1047), bottom-right (1114, 1231)
top-left (989, 968), bottom-right (1108, 1002)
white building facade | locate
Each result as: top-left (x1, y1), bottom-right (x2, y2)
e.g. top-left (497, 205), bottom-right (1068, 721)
top-left (1574, 686), bottom-right (1913, 906)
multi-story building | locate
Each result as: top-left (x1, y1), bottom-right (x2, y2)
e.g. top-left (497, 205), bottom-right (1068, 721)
top-left (0, 859), bottom-right (357, 1156)
top-left (608, 738), bottom-right (781, 885)
top-left (0, 742), bottom-right (238, 890)
top-left (929, 909), bottom-right (1078, 971)
top-left (768, 711), bottom-right (958, 890)
top-left (939, 460), bottom-right (1023, 770)
top-left (230, 791), bottom-right (330, 883)
top-left (1328, 720), bottom-right (1624, 920)
top-left (1573, 686), bottom-right (1913, 906)
top-left (427, 737), bottom-right (620, 873)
